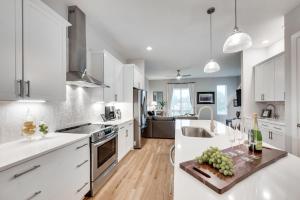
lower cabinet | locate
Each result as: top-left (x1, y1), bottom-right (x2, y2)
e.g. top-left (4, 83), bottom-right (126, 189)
top-left (244, 118), bottom-right (285, 150)
top-left (0, 138), bottom-right (90, 200)
top-left (118, 121), bottom-right (134, 162)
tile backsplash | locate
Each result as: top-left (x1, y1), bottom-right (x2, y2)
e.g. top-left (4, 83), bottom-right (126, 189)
top-left (0, 85), bottom-right (105, 144)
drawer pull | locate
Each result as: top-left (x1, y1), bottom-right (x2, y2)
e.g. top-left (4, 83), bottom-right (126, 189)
top-left (77, 182), bottom-right (89, 193)
top-left (77, 160), bottom-right (89, 168)
top-left (26, 190), bottom-right (42, 200)
top-left (119, 127), bottom-right (125, 130)
top-left (13, 165), bottom-right (40, 179)
top-left (76, 143), bottom-right (88, 150)
top-left (273, 127), bottom-right (282, 130)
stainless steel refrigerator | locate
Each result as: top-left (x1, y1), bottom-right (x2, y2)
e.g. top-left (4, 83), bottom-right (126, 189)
top-left (133, 88), bottom-right (147, 149)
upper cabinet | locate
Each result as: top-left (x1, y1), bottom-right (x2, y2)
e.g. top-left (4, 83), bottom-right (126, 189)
top-left (124, 64), bottom-right (145, 90)
top-left (0, 0), bottom-right (70, 101)
top-left (274, 54), bottom-right (285, 101)
top-left (254, 53), bottom-right (285, 102)
top-left (0, 0), bottom-right (22, 100)
top-left (103, 50), bottom-right (124, 103)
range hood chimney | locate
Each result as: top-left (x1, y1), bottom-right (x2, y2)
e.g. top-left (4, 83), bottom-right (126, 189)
top-left (67, 6), bottom-right (108, 88)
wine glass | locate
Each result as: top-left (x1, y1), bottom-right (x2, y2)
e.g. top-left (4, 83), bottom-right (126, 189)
top-left (227, 127), bottom-right (237, 157)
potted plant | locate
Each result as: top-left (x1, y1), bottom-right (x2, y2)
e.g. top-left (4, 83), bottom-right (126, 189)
top-left (158, 100), bottom-right (167, 110)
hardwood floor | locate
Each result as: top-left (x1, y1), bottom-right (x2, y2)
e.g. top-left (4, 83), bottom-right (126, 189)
top-left (87, 139), bottom-right (174, 200)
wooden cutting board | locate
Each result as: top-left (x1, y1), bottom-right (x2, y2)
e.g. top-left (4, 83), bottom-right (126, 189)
top-left (180, 145), bottom-right (287, 194)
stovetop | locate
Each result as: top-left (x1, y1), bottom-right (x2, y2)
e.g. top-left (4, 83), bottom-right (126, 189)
top-left (57, 123), bottom-right (117, 143)
top-left (57, 123), bottom-right (110, 135)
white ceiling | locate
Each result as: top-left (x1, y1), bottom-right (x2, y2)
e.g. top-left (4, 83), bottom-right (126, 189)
top-left (64, 0), bottom-right (300, 80)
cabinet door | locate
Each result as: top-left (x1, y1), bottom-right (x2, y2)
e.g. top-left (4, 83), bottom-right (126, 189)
top-left (123, 65), bottom-right (134, 103)
top-left (127, 121), bottom-right (134, 151)
top-left (270, 130), bottom-right (285, 150)
top-left (255, 60), bottom-right (275, 101)
top-left (23, 0), bottom-right (68, 101)
top-left (118, 126), bottom-right (126, 161)
top-left (0, 0), bottom-right (22, 100)
top-left (133, 65), bottom-right (141, 89)
top-left (104, 51), bottom-right (115, 102)
top-left (274, 54), bottom-right (285, 101)
top-left (114, 59), bottom-right (123, 102)
top-left (254, 65), bottom-right (265, 101)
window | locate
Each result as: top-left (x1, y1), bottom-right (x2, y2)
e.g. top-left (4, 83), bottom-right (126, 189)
top-left (170, 88), bottom-right (193, 116)
top-left (217, 85), bottom-right (228, 115)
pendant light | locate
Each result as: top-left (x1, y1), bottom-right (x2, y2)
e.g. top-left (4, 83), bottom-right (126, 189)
top-left (223, 0), bottom-right (252, 53)
top-left (204, 7), bottom-right (220, 73)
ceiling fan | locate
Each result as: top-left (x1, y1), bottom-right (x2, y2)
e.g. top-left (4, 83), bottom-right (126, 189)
top-left (175, 70), bottom-right (191, 80)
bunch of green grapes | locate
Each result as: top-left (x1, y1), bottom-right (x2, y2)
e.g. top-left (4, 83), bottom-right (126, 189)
top-left (196, 147), bottom-right (234, 176)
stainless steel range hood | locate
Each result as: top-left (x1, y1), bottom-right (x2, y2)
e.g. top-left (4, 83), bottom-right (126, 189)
top-left (67, 6), bottom-right (108, 88)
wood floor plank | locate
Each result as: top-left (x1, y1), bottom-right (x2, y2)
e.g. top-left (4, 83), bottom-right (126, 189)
top-left (87, 139), bottom-right (174, 200)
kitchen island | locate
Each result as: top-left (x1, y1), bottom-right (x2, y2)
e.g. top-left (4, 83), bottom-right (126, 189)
top-left (174, 120), bottom-right (300, 200)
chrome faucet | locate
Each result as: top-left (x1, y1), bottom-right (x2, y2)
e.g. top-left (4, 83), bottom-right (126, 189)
top-left (198, 106), bottom-right (215, 132)
top-left (266, 104), bottom-right (279, 119)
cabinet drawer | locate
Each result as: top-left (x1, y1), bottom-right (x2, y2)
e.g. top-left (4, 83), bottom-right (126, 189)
top-left (0, 155), bottom-right (46, 200)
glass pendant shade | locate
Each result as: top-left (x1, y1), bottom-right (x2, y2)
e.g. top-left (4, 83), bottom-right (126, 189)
top-left (204, 7), bottom-right (220, 74)
top-left (204, 59), bottom-right (220, 73)
top-left (223, 29), bottom-right (253, 53)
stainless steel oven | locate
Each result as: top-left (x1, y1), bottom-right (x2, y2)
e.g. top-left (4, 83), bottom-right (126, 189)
top-left (91, 131), bottom-right (118, 195)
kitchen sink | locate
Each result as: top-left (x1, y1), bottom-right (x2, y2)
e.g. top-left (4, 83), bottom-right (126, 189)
top-left (181, 127), bottom-right (213, 138)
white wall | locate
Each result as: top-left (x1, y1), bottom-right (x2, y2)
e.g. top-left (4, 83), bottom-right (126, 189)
top-left (0, 0), bottom-right (127, 144)
top-left (148, 76), bottom-right (241, 122)
top-left (284, 4), bottom-right (300, 154)
top-left (241, 39), bottom-right (285, 120)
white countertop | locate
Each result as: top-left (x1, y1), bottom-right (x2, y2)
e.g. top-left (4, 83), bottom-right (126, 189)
top-left (0, 133), bottom-right (90, 172)
top-left (94, 118), bottom-right (133, 126)
top-left (174, 120), bottom-right (300, 200)
top-left (245, 116), bottom-right (285, 126)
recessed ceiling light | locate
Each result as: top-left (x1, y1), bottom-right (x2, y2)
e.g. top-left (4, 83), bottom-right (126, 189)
top-left (146, 46), bottom-right (153, 51)
top-left (262, 40), bottom-right (269, 45)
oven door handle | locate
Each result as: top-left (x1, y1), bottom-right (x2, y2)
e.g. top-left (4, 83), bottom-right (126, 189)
top-left (93, 134), bottom-right (117, 148)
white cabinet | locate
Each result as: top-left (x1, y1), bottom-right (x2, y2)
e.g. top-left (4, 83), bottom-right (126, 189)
top-left (115, 59), bottom-right (124, 102)
top-left (255, 60), bottom-right (275, 101)
top-left (0, 0), bottom-right (69, 101)
top-left (103, 50), bottom-right (124, 102)
top-left (259, 121), bottom-right (285, 150)
top-left (0, 138), bottom-right (90, 200)
top-left (244, 118), bottom-right (285, 150)
top-left (118, 125), bottom-right (127, 162)
top-left (23, 0), bottom-right (69, 101)
top-left (254, 53), bottom-right (285, 102)
top-left (274, 54), bottom-right (285, 101)
top-left (117, 121), bottom-right (134, 162)
top-left (0, 0), bottom-right (22, 100)
top-left (123, 65), bottom-right (134, 103)
top-left (124, 64), bottom-right (145, 90)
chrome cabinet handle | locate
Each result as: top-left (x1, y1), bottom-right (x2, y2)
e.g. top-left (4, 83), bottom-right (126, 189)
top-left (297, 124), bottom-right (300, 128)
top-left (273, 127), bottom-right (282, 130)
top-left (76, 143), bottom-right (88, 150)
top-left (17, 80), bottom-right (23, 97)
top-left (13, 165), bottom-right (40, 179)
top-left (77, 182), bottom-right (89, 193)
top-left (169, 145), bottom-right (175, 166)
top-left (26, 191), bottom-right (42, 200)
top-left (25, 80), bottom-right (30, 97)
top-left (119, 126), bottom-right (125, 130)
top-left (270, 131), bottom-right (273, 140)
top-left (76, 160), bottom-right (89, 168)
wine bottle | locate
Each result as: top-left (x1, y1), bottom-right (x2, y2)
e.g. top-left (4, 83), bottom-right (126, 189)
top-left (249, 113), bottom-right (262, 152)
